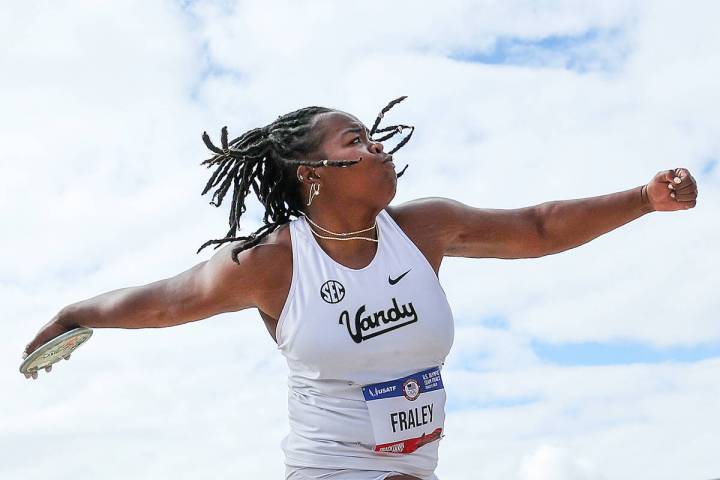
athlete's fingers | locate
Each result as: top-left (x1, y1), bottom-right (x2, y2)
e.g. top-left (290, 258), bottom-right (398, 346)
top-left (674, 190), bottom-right (697, 201)
top-left (673, 184), bottom-right (696, 193)
top-left (668, 180), bottom-right (695, 192)
top-left (31, 371), bottom-right (38, 379)
top-left (45, 365), bottom-right (52, 372)
top-left (674, 185), bottom-right (697, 193)
top-left (674, 168), bottom-right (696, 190)
top-left (663, 172), bottom-right (680, 193)
top-left (663, 169), bottom-right (681, 184)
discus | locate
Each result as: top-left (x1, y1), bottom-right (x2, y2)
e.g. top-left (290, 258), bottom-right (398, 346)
top-left (19, 327), bottom-right (93, 375)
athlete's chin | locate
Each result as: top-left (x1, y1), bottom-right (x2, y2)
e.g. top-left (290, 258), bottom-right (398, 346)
top-left (370, 170), bottom-right (396, 204)
top-left (371, 184), bottom-right (395, 210)
top-left (385, 180), bottom-right (397, 204)
top-left (383, 168), bottom-right (397, 185)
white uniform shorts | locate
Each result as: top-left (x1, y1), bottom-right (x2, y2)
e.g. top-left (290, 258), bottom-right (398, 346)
top-left (285, 465), bottom-right (440, 480)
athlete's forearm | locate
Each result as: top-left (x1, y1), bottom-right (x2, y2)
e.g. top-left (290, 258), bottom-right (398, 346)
top-left (535, 184), bottom-right (653, 255)
top-left (57, 282), bottom-right (171, 329)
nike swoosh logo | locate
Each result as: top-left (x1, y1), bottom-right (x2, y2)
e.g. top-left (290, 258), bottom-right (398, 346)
top-left (388, 269), bottom-right (411, 285)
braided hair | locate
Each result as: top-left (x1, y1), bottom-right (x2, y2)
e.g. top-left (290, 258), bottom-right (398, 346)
top-left (197, 95), bottom-right (415, 263)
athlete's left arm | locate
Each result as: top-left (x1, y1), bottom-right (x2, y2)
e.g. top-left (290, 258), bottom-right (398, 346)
top-left (411, 168), bottom-right (697, 259)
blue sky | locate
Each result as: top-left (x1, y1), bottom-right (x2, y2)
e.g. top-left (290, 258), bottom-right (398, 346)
top-left (449, 27), bottom-right (629, 74)
top-left (459, 313), bottom-right (720, 366)
top-left (532, 339), bottom-right (720, 365)
top-left (2, 1), bottom-right (719, 479)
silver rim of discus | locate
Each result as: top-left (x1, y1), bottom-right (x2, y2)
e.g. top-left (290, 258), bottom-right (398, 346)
top-left (19, 327), bottom-right (93, 375)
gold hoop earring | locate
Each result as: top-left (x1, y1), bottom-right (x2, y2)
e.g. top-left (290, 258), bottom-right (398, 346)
top-left (307, 182), bottom-right (321, 206)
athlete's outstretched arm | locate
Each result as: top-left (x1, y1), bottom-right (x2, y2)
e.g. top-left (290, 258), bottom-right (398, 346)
top-left (23, 242), bottom-right (267, 360)
top-left (529, 168), bottom-right (696, 256)
top-left (404, 168), bottom-right (697, 260)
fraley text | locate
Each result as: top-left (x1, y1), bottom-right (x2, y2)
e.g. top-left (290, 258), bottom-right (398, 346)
top-left (390, 403), bottom-right (434, 432)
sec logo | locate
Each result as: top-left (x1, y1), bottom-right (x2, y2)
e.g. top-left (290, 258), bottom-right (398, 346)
top-left (320, 280), bottom-right (346, 304)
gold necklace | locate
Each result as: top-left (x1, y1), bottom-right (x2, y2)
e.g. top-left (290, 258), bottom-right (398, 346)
top-left (301, 213), bottom-right (379, 243)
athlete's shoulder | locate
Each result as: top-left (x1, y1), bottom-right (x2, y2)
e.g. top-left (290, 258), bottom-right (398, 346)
top-left (386, 197), bottom-right (455, 224)
top-left (385, 198), bottom-right (450, 243)
top-left (243, 221), bottom-right (293, 271)
top-left (385, 200), bottom-right (450, 269)
top-left (208, 222), bottom-right (293, 295)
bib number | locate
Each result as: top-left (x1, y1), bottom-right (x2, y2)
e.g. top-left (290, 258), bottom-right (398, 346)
top-left (361, 365), bottom-right (445, 454)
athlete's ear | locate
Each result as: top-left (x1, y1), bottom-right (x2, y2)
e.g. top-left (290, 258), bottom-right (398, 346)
top-left (297, 167), bottom-right (318, 184)
top-left (297, 165), bottom-right (312, 183)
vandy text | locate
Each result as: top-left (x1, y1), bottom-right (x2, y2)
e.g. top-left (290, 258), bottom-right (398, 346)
top-left (338, 297), bottom-right (418, 344)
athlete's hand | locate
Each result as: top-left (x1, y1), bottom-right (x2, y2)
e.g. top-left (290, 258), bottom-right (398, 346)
top-left (22, 319), bottom-right (75, 380)
top-left (645, 168), bottom-right (698, 212)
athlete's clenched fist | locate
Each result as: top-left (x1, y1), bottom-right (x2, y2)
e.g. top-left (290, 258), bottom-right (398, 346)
top-left (644, 168), bottom-right (698, 212)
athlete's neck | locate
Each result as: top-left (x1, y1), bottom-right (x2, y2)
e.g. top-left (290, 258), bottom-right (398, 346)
top-left (303, 204), bottom-right (381, 254)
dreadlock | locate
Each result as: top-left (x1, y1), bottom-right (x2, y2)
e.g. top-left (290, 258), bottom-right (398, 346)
top-left (196, 95), bottom-right (415, 264)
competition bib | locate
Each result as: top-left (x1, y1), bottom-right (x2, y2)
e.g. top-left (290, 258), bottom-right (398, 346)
top-left (361, 365), bottom-right (446, 454)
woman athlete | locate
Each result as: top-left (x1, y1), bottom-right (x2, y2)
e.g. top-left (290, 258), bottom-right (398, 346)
top-left (22, 96), bottom-right (698, 480)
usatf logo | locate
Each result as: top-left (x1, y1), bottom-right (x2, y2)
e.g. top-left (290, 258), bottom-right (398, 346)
top-left (320, 280), bottom-right (345, 304)
top-left (367, 384), bottom-right (397, 398)
top-left (402, 378), bottom-right (420, 401)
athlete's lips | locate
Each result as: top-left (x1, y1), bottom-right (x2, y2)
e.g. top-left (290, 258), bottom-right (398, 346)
top-left (382, 154), bottom-right (394, 163)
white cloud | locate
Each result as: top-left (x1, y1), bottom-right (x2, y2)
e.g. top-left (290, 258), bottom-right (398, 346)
top-left (518, 445), bottom-right (605, 480)
top-left (439, 358), bottom-right (720, 479)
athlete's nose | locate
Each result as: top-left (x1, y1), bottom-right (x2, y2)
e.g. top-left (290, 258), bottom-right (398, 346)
top-left (370, 139), bottom-right (384, 153)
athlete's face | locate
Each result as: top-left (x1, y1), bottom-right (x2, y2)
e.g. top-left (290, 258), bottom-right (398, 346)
top-left (298, 111), bottom-right (397, 210)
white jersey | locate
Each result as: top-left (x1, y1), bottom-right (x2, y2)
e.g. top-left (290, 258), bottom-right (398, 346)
top-left (276, 208), bottom-right (455, 478)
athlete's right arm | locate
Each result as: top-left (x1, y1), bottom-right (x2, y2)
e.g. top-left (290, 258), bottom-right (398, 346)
top-left (23, 243), bottom-right (265, 365)
top-left (58, 243), bottom-right (263, 330)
